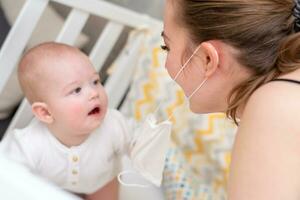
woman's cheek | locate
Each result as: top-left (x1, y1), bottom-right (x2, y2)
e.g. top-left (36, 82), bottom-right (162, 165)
top-left (165, 57), bottom-right (177, 79)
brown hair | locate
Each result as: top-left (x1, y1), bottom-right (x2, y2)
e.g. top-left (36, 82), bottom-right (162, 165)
top-left (176, 0), bottom-right (300, 124)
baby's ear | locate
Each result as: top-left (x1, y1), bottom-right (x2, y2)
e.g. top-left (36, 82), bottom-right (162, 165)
top-left (31, 102), bottom-right (54, 124)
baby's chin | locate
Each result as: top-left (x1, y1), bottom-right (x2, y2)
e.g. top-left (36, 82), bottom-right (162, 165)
top-left (88, 117), bottom-right (105, 132)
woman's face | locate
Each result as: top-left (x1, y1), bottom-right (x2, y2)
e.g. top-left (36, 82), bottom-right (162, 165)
top-left (162, 0), bottom-right (216, 113)
top-left (162, 0), bottom-right (250, 113)
top-left (163, 1), bottom-right (207, 87)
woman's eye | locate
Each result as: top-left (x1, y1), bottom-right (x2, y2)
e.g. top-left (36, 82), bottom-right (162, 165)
top-left (160, 44), bottom-right (170, 52)
top-left (73, 87), bottom-right (81, 94)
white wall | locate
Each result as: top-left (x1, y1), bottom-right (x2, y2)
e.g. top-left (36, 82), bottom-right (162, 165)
top-left (106, 0), bottom-right (164, 19)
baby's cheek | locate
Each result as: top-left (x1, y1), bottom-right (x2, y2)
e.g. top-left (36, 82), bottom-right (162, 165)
top-left (65, 103), bottom-right (85, 122)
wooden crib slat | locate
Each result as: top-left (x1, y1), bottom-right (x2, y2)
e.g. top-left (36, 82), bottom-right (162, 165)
top-left (89, 21), bottom-right (124, 71)
top-left (56, 8), bottom-right (89, 45)
top-left (0, 0), bottom-right (49, 94)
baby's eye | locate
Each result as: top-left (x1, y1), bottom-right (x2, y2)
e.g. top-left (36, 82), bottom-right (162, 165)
top-left (93, 79), bottom-right (100, 85)
top-left (72, 87), bottom-right (82, 94)
top-left (160, 44), bottom-right (170, 52)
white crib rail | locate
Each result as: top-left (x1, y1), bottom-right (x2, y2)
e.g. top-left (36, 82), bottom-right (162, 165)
top-left (56, 8), bottom-right (90, 45)
top-left (90, 21), bottom-right (124, 71)
top-left (105, 31), bottom-right (145, 109)
top-left (0, 0), bottom-right (49, 94)
top-left (1, 0), bottom-right (162, 136)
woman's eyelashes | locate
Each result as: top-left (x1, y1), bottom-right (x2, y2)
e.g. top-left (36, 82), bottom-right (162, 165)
top-left (161, 44), bottom-right (170, 52)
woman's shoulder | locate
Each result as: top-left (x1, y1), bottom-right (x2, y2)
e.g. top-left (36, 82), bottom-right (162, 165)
top-left (241, 74), bottom-right (300, 132)
top-left (230, 74), bottom-right (300, 199)
top-left (248, 78), bottom-right (300, 107)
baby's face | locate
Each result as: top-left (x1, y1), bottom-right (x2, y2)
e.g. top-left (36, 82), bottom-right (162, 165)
top-left (43, 52), bottom-right (108, 135)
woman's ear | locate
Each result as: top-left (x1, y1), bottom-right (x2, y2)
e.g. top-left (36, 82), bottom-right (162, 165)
top-left (31, 102), bottom-right (54, 124)
top-left (200, 41), bottom-right (219, 77)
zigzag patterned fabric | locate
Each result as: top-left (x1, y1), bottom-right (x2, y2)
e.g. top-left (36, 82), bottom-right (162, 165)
top-left (119, 29), bottom-right (237, 199)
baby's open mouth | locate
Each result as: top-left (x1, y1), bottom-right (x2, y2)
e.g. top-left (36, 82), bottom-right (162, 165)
top-left (88, 106), bottom-right (100, 115)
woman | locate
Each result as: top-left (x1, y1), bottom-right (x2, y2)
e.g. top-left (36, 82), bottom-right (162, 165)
top-left (162, 0), bottom-right (300, 199)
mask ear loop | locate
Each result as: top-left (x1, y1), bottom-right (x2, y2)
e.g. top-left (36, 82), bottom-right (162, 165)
top-left (186, 78), bottom-right (208, 102)
top-left (171, 45), bottom-right (202, 83)
top-left (166, 77), bottom-right (208, 121)
top-left (152, 45), bottom-right (202, 120)
top-left (118, 170), bottom-right (152, 188)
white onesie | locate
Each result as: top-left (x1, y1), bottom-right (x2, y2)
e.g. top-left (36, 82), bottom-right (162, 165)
top-left (0, 109), bottom-right (134, 194)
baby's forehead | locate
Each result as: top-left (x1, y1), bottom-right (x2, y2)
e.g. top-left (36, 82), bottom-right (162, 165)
top-left (27, 43), bottom-right (84, 63)
top-left (35, 47), bottom-right (90, 70)
top-left (41, 54), bottom-right (96, 78)
top-left (22, 43), bottom-right (96, 79)
top-left (40, 46), bottom-right (82, 62)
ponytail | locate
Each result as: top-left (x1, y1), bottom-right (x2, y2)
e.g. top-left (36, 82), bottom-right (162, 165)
top-left (277, 33), bottom-right (300, 73)
top-left (227, 33), bottom-right (300, 125)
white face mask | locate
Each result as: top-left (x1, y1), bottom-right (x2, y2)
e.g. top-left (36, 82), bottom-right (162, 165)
top-left (118, 114), bottom-right (172, 188)
top-left (118, 46), bottom-right (207, 188)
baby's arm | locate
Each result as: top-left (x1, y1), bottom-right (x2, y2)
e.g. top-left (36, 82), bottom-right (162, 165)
top-left (85, 178), bottom-right (118, 200)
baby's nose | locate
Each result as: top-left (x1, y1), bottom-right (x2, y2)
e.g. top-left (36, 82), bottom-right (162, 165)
top-left (89, 88), bottom-right (99, 100)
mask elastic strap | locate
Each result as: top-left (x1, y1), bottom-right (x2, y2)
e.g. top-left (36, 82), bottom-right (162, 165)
top-left (172, 45), bottom-right (202, 82)
top-left (153, 45), bottom-right (202, 117)
top-left (117, 170), bottom-right (152, 188)
top-left (166, 77), bottom-right (208, 121)
top-left (187, 77), bottom-right (208, 101)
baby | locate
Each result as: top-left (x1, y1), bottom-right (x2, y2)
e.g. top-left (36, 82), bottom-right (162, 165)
top-left (0, 42), bottom-right (171, 200)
